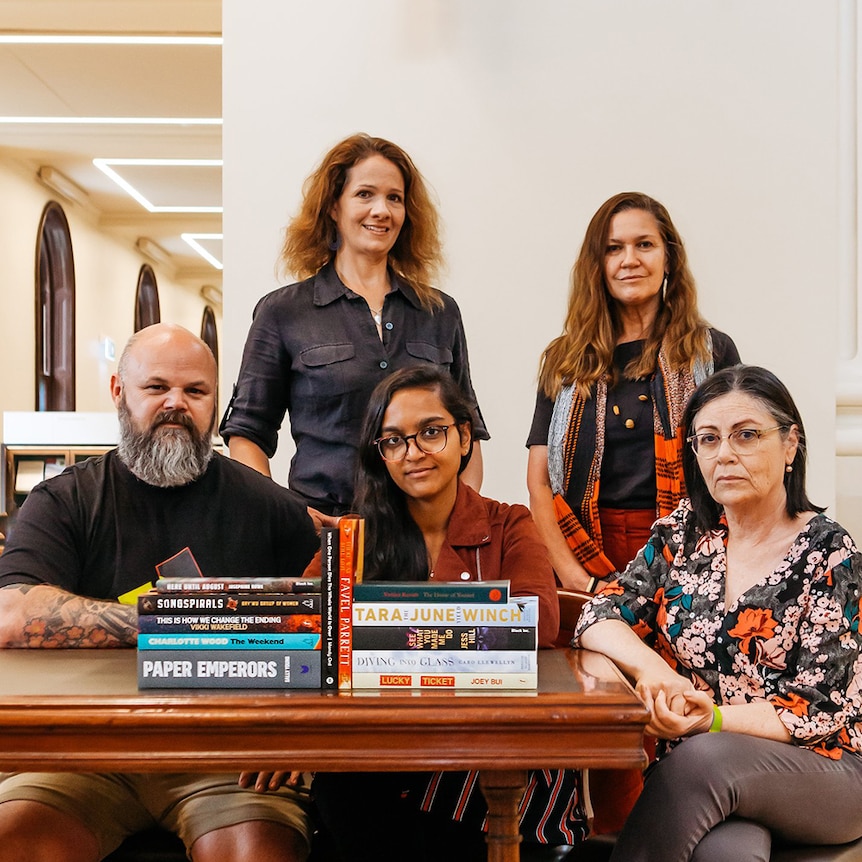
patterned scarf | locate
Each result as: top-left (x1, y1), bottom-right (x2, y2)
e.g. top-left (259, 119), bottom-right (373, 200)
top-left (548, 336), bottom-right (713, 579)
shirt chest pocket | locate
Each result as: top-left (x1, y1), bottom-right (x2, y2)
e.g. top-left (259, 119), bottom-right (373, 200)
top-left (298, 343), bottom-right (357, 397)
top-left (405, 342), bottom-right (453, 368)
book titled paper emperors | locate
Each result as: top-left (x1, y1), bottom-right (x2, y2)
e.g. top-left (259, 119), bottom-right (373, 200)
top-left (137, 649), bottom-right (321, 689)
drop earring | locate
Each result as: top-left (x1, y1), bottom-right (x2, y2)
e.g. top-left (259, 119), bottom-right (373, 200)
top-left (661, 274), bottom-right (668, 302)
top-left (785, 464), bottom-right (793, 473)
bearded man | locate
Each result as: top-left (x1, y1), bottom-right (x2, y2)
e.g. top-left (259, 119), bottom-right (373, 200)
top-left (0, 324), bottom-right (321, 862)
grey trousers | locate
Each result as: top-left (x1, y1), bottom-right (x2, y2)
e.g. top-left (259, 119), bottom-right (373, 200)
top-left (609, 732), bottom-right (862, 862)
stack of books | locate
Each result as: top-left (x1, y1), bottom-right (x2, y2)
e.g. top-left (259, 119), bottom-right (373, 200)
top-left (348, 581), bottom-right (539, 690)
top-left (136, 576), bottom-right (323, 689)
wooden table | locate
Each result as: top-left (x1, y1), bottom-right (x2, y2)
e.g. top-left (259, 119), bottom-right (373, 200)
top-left (0, 648), bottom-right (647, 862)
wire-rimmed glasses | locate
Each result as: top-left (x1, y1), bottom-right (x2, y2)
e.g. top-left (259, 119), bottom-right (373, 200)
top-left (687, 425), bottom-right (785, 459)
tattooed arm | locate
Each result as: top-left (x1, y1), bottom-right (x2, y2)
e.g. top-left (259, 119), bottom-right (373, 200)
top-left (0, 583), bottom-right (136, 648)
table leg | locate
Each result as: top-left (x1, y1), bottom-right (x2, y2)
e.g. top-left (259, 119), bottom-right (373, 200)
top-left (479, 769), bottom-right (526, 862)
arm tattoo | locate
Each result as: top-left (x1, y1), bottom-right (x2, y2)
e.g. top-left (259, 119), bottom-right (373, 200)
top-left (16, 584), bottom-right (137, 648)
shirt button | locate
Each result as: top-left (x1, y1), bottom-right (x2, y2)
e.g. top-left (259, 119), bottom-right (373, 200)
top-left (379, 360), bottom-right (388, 369)
top-left (385, 322), bottom-right (394, 331)
top-left (460, 572), bottom-right (471, 580)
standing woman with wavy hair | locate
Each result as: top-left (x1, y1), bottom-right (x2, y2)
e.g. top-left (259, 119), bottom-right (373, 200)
top-left (221, 134), bottom-right (487, 519)
top-left (528, 192), bottom-right (739, 593)
top-left (526, 193), bottom-right (740, 832)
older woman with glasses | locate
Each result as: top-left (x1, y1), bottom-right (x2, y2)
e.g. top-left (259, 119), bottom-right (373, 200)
top-left (311, 365), bottom-right (583, 861)
top-left (575, 365), bottom-right (862, 861)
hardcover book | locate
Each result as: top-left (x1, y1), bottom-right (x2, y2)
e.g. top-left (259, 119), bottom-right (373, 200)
top-left (138, 592), bottom-right (321, 614)
top-left (138, 632), bottom-right (321, 650)
top-left (337, 517), bottom-right (365, 690)
top-left (352, 596), bottom-right (539, 627)
top-left (137, 613), bottom-right (321, 634)
top-left (154, 577), bottom-right (321, 594)
top-left (320, 526), bottom-right (339, 689)
top-left (351, 624), bottom-right (536, 651)
top-left (352, 580), bottom-right (509, 603)
top-left (351, 670), bottom-right (538, 690)
top-left (352, 649), bottom-right (537, 675)
top-left (137, 649), bottom-right (321, 689)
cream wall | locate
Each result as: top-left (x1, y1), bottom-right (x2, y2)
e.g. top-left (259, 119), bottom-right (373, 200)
top-left (222, 1), bottom-right (841, 518)
top-left (0, 157), bottom-right (216, 417)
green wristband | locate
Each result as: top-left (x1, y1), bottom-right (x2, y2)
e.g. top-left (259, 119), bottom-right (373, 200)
top-left (709, 704), bottom-right (723, 733)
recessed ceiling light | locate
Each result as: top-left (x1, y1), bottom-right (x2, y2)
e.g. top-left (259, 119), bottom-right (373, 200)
top-left (0, 117), bottom-right (221, 125)
top-left (183, 234), bottom-right (223, 271)
top-left (93, 158), bottom-right (223, 213)
top-left (0, 35), bottom-right (221, 46)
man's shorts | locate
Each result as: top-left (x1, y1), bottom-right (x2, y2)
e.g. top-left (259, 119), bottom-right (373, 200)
top-left (0, 771), bottom-right (312, 858)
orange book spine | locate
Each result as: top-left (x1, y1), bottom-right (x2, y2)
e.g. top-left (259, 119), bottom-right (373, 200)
top-left (337, 518), bottom-right (357, 689)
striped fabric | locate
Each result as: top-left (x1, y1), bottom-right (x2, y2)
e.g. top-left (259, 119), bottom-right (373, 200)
top-left (549, 339), bottom-right (711, 585)
top-left (418, 767), bottom-right (588, 846)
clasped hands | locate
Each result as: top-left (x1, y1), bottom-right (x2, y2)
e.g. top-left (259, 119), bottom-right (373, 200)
top-left (635, 674), bottom-right (715, 739)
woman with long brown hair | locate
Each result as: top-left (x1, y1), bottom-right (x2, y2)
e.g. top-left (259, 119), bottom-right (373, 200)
top-left (527, 191), bottom-right (738, 593)
top-left (221, 133), bottom-right (487, 517)
top-left (526, 193), bottom-right (739, 833)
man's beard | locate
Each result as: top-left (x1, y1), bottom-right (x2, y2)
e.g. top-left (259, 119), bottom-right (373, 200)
top-left (117, 400), bottom-right (213, 488)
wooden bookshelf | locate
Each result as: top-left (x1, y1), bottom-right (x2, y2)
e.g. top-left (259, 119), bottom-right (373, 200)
top-left (1, 444), bottom-right (111, 546)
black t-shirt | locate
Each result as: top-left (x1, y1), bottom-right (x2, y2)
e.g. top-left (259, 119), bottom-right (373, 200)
top-left (599, 340), bottom-right (656, 508)
top-left (0, 450), bottom-right (319, 599)
top-left (525, 328), bottom-right (741, 510)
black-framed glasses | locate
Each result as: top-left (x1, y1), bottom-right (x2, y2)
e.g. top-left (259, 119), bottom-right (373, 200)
top-left (687, 425), bottom-right (785, 459)
top-left (375, 425), bottom-right (452, 461)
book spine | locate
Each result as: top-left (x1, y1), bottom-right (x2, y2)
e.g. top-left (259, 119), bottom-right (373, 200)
top-left (351, 625), bottom-right (536, 651)
top-left (352, 581), bottom-right (509, 603)
top-left (320, 526), bottom-right (338, 689)
top-left (138, 649), bottom-right (321, 689)
top-left (337, 518), bottom-right (360, 690)
top-left (351, 670), bottom-right (538, 690)
top-left (352, 596), bottom-right (539, 627)
top-left (138, 593), bottom-right (321, 614)
top-left (138, 632), bottom-right (321, 650)
top-left (352, 649), bottom-right (537, 675)
top-left (137, 613), bottom-right (321, 634)
top-left (155, 578), bottom-right (321, 594)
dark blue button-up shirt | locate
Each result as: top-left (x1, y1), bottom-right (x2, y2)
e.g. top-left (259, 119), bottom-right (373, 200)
top-left (221, 263), bottom-right (488, 515)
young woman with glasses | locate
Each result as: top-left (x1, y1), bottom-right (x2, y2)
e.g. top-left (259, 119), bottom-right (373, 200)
top-left (311, 366), bottom-right (590, 861)
top-left (575, 365), bottom-right (862, 861)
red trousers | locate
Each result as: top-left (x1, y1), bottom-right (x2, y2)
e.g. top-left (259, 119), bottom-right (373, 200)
top-left (588, 507), bottom-right (656, 835)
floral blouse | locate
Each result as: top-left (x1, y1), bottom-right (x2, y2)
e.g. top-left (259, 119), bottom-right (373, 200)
top-left (573, 499), bottom-right (862, 760)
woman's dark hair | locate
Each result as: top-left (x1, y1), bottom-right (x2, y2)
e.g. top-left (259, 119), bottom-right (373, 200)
top-left (353, 365), bottom-right (474, 581)
top-left (682, 364), bottom-right (822, 531)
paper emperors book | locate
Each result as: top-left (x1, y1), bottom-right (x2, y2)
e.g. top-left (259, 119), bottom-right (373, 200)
top-left (137, 649), bottom-right (321, 689)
